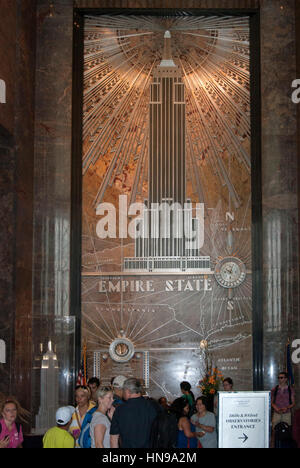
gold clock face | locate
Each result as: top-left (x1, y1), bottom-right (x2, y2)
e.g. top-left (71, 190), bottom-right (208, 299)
top-left (214, 257), bottom-right (246, 289)
top-left (115, 342), bottom-right (130, 357)
top-left (109, 338), bottom-right (135, 363)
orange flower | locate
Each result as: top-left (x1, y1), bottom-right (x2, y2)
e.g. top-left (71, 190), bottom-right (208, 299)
top-left (208, 377), bottom-right (216, 385)
top-left (209, 388), bottom-right (216, 394)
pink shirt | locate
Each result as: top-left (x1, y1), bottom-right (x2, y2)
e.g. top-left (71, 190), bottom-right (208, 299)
top-left (0, 419), bottom-right (24, 448)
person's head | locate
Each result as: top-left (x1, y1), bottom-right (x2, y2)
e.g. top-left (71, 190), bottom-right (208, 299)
top-left (278, 372), bottom-right (288, 385)
top-left (75, 385), bottom-right (91, 408)
top-left (195, 396), bottom-right (208, 414)
top-left (0, 395), bottom-right (29, 425)
top-left (170, 397), bottom-right (189, 420)
top-left (1, 399), bottom-right (18, 425)
top-left (56, 406), bottom-right (75, 430)
top-left (88, 377), bottom-right (100, 394)
top-left (122, 378), bottom-right (143, 400)
top-left (158, 396), bottom-right (169, 409)
top-left (180, 381), bottom-right (191, 395)
top-left (95, 387), bottom-right (114, 411)
top-left (111, 375), bottom-right (127, 398)
top-left (223, 377), bottom-right (233, 391)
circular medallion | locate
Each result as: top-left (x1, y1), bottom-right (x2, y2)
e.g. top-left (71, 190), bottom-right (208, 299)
top-left (109, 338), bottom-right (135, 363)
top-left (214, 257), bottom-right (246, 289)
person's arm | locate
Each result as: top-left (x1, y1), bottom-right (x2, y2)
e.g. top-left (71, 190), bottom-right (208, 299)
top-left (194, 421), bottom-right (214, 433)
top-left (271, 398), bottom-right (281, 413)
top-left (271, 388), bottom-right (281, 413)
top-left (107, 406), bottom-right (115, 420)
top-left (109, 406), bottom-right (120, 447)
top-left (110, 434), bottom-right (119, 448)
top-left (282, 389), bottom-right (296, 412)
top-left (289, 391), bottom-right (296, 410)
top-left (94, 424), bottom-right (107, 448)
top-left (181, 417), bottom-right (204, 439)
top-left (192, 414), bottom-right (215, 433)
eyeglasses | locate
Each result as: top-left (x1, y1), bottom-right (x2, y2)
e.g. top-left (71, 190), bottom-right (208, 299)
top-left (278, 376), bottom-right (286, 380)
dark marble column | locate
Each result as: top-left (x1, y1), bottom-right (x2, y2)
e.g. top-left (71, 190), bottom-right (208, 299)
top-left (260, 0), bottom-right (299, 396)
top-left (12, 0), bottom-right (37, 415)
top-left (0, 0), bottom-right (37, 414)
top-left (0, 0), bottom-right (17, 397)
top-left (0, 133), bottom-right (15, 395)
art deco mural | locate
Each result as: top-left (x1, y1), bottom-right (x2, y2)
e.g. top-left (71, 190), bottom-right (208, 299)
top-left (81, 13), bottom-right (252, 399)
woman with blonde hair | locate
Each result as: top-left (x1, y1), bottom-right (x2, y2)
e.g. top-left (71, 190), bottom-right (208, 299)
top-left (69, 385), bottom-right (95, 447)
top-left (0, 395), bottom-right (30, 449)
top-left (90, 387), bottom-right (115, 448)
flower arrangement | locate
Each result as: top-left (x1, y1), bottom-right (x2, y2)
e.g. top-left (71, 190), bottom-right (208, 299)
top-left (199, 367), bottom-right (224, 397)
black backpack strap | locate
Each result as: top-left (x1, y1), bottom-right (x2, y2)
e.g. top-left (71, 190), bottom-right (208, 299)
top-left (273, 385), bottom-right (279, 403)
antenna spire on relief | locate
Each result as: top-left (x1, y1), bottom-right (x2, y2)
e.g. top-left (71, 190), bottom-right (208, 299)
top-left (159, 30), bottom-right (176, 67)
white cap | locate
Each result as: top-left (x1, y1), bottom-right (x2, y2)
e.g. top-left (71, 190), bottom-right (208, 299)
top-left (112, 375), bottom-right (127, 389)
top-left (56, 406), bottom-right (75, 425)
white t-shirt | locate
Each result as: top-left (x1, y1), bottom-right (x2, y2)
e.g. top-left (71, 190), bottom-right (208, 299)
top-left (90, 411), bottom-right (111, 448)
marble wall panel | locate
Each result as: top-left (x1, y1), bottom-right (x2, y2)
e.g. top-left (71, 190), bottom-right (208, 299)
top-left (260, 0), bottom-right (299, 395)
top-left (33, 0), bottom-right (73, 320)
top-left (24, 0), bottom-right (300, 427)
top-left (0, 1), bottom-right (17, 135)
top-left (31, 0), bottom-right (75, 421)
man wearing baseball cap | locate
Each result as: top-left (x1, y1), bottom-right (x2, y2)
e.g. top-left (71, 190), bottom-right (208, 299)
top-left (43, 406), bottom-right (75, 448)
top-left (111, 375), bottom-right (127, 407)
top-left (110, 378), bottom-right (157, 448)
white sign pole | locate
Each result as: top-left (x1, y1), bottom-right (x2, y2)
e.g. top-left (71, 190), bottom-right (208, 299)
top-left (218, 391), bottom-right (271, 448)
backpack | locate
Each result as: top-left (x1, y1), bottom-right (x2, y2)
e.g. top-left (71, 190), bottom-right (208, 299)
top-left (150, 408), bottom-right (178, 448)
top-left (275, 422), bottom-right (293, 442)
top-left (78, 406), bottom-right (97, 448)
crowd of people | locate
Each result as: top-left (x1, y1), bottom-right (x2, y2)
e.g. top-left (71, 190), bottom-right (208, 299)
top-left (43, 376), bottom-right (231, 449)
top-left (0, 372), bottom-right (298, 448)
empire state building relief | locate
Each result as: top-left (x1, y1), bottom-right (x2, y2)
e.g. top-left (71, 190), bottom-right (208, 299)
top-left (81, 14), bottom-right (252, 398)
